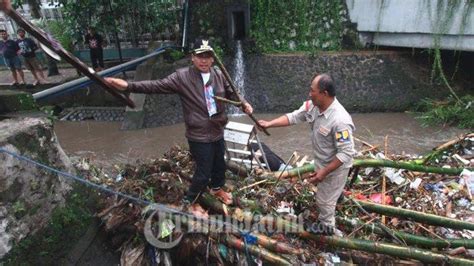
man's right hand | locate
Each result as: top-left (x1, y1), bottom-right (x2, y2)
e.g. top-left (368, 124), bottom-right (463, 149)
top-left (105, 77), bottom-right (128, 91)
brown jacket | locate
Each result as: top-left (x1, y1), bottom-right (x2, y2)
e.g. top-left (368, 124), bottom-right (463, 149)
top-left (127, 66), bottom-right (238, 142)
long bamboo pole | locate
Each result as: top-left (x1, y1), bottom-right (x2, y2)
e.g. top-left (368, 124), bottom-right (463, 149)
top-left (353, 199), bottom-right (474, 231)
top-left (352, 159), bottom-right (469, 175)
top-left (265, 158), bottom-right (470, 179)
top-left (338, 216), bottom-right (474, 249)
top-left (303, 234), bottom-right (474, 265)
top-left (258, 216), bottom-right (474, 264)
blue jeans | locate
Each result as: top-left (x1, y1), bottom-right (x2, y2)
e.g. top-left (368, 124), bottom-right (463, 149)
top-left (186, 138), bottom-right (226, 201)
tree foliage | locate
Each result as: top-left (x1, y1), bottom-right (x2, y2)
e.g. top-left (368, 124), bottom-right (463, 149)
top-left (56, 0), bottom-right (181, 46)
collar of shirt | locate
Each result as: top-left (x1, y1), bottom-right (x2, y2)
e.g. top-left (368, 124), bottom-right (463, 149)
top-left (317, 98), bottom-right (338, 118)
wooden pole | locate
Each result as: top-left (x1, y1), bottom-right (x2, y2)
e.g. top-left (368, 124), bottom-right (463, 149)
top-left (212, 52), bottom-right (270, 136)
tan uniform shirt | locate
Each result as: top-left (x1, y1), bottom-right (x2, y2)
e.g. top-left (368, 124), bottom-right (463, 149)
top-left (286, 98), bottom-right (355, 168)
top-left (286, 98), bottom-right (355, 226)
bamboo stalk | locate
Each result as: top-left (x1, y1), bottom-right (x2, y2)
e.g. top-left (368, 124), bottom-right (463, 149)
top-left (222, 235), bottom-right (292, 265)
top-left (349, 198), bottom-right (405, 245)
top-left (352, 159), bottom-right (469, 175)
top-left (302, 233), bottom-right (474, 265)
top-left (213, 96), bottom-right (242, 107)
top-left (257, 215), bottom-right (474, 264)
top-left (238, 179), bottom-right (268, 191)
top-left (199, 193), bottom-right (229, 215)
top-left (226, 160), bottom-right (249, 177)
top-left (354, 199), bottom-right (474, 230)
top-left (338, 217), bottom-right (474, 249)
top-left (353, 136), bottom-right (377, 150)
top-left (249, 232), bottom-right (304, 255)
top-left (421, 133), bottom-right (474, 164)
top-left (265, 159), bottom-right (470, 179)
top-left (234, 198), bottom-right (263, 212)
top-left (382, 135), bottom-right (388, 224)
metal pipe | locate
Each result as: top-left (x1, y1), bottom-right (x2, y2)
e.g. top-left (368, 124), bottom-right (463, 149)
top-left (33, 46), bottom-right (179, 101)
top-left (181, 0), bottom-right (189, 48)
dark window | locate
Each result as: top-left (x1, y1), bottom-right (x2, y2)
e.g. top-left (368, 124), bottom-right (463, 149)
top-left (232, 11), bottom-right (245, 40)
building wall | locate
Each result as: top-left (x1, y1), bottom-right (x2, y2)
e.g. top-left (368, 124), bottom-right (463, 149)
top-left (346, 0), bottom-right (474, 51)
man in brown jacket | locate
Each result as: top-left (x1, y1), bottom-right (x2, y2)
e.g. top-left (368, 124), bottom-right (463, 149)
top-left (106, 39), bottom-right (253, 217)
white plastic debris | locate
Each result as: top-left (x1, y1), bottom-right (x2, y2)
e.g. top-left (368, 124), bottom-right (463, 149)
top-left (453, 154), bottom-right (470, 165)
top-left (384, 168), bottom-right (405, 185)
top-left (410, 178), bottom-right (422, 190)
top-left (456, 198), bottom-right (470, 207)
top-left (276, 201), bottom-right (294, 215)
top-left (365, 167), bottom-right (374, 175)
top-left (460, 169), bottom-right (474, 199)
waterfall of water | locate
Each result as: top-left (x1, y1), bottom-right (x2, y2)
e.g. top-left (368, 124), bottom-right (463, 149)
top-left (229, 40), bottom-right (245, 115)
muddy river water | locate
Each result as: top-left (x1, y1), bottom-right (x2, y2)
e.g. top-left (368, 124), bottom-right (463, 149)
top-left (54, 112), bottom-right (467, 168)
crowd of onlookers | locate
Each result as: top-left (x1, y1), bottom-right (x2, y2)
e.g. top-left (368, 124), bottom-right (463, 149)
top-left (0, 28), bottom-right (47, 86)
top-left (0, 26), bottom-right (106, 87)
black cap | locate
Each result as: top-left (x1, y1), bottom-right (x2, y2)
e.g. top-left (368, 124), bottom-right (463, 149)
top-left (193, 39), bottom-right (214, 54)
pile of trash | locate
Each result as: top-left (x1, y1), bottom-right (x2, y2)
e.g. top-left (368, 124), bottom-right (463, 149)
top-left (74, 133), bottom-right (474, 265)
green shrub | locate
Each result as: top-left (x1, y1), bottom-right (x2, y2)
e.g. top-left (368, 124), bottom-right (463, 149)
top-left (415, 95), bottom-right (474, 129)
top-left (45, 20), bottom-right (74, 52)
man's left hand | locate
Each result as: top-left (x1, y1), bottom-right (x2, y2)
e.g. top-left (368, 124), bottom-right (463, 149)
top-left (242, 102), bottom-right (253, 114)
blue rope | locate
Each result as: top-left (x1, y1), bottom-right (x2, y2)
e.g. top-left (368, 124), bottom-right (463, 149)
top-left (0, 148), bottom-right (151, 206)
top-left (0, 148), bottom-right (251, 233)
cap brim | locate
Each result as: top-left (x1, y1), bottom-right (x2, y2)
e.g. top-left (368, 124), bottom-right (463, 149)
top-left (193, 48), bottom-right (214, 54)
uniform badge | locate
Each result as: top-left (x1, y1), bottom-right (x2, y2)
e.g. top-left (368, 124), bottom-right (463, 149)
top-left (318, 126), bottom-right (330, 136)
top-left (335, 129), bottom-right (350, 143)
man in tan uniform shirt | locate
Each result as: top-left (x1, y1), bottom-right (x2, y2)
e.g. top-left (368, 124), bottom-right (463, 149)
top-left (259, 73), bottom-right (355, 233)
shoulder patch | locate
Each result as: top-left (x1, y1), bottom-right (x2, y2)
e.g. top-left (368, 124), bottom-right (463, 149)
top-left (335, 129), bottom-right (351, 143)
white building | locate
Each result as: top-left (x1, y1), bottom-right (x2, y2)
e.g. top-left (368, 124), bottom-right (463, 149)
top-left (0, 0), bottom-right (63, 36)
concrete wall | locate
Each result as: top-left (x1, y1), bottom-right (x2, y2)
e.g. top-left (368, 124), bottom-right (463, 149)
top-left (240, 51), bottom-right (450, 113)
top-left (346, 0), bottom-right (474, 51)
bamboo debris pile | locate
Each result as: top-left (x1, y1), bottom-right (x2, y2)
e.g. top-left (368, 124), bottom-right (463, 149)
top-left (74, 134), bottom-right (474, 265)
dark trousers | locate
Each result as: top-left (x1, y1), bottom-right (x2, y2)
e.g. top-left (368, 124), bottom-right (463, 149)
top-left (186, 138), bottom-right (226, 201)
top-left (90, 48), bottom-right (104, 69)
